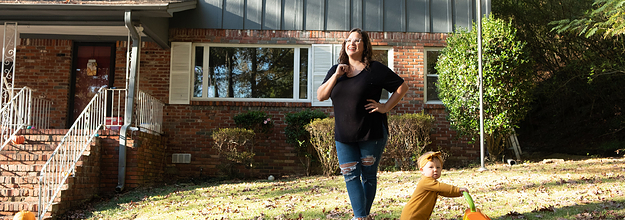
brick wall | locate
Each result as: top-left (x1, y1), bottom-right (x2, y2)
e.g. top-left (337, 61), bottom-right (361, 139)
top-left (57, 141), bottom-right (101, 214)
top-left (97, 130), bottom-right (167, 192)
top-left (14, 39), bottom-right (73, 129)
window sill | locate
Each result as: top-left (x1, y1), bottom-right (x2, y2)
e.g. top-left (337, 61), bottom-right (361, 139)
top-left (190, 100), bottom-right (312, 107)
top-left (424, 102), bottom-right (445, 109)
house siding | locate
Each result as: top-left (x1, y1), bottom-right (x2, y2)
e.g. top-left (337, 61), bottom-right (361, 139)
top-left (170, 0), bottom-right (480, 32)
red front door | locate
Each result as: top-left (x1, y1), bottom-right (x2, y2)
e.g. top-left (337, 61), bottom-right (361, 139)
top-left (69, 43), bottom-right (115, 126)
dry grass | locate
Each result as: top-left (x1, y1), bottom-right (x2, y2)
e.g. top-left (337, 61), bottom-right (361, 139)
top-left (70, 156), bottom-right (625, 220)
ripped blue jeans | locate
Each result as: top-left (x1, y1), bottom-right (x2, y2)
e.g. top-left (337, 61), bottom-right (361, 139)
top-left (336, 131), bottom-right (387, 218)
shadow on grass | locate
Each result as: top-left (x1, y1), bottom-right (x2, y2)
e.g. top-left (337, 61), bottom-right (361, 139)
top-left (495, 198), bottom-right (625, 220)
top-left (488, 159), bottom-right (625, 193)
top-left (65, 176), bottom-right (349, 219)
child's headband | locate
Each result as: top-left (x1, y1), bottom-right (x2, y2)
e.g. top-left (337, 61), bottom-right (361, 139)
top-left (418, 151), bottom-right (443, 169)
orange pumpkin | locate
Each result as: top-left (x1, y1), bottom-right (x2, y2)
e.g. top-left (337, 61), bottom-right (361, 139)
top-left (11, 136), bottom-right (25, 145)
top-left (13, 210), bottom-right (36, 220)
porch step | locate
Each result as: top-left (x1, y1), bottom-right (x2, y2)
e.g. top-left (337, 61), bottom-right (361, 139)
top-left (0, 131), bottom-right (78, 220)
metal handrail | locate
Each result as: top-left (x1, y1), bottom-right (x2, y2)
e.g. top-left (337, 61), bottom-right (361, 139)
top-left (37, 87), bottom-right (108, 219)
top-left (37, 88), bottom-right (163, 219)
top-left (0, 87), bottom-right (51, 152)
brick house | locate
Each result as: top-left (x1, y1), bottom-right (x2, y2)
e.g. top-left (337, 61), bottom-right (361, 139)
top-left (0, 1), bottom-right (491, 216)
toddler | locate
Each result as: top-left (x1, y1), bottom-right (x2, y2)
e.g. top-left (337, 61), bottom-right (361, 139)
top-left (400, 151), bottom-right (469, 220)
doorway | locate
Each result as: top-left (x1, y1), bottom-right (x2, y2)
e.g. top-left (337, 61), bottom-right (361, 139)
top-left (68, 43), bottom-right (115, 127)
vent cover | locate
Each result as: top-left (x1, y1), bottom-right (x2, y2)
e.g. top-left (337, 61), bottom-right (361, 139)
top-left (172, 153), bottom-right (191, 163)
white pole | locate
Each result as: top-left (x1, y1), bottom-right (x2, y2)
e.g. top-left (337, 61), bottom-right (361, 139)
top-left (477, 0), bottom-right (487, 171)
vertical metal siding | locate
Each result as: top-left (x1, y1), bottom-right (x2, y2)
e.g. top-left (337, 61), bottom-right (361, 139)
top-left (224, 0), bottom-right (245, 29)
top-left (363, 0), bottom-right (383, 32)
top-left (351, 0), bottom-right (363, 31)
top-left (454, 0), bottom-right (473, 31)
top-left (431, 0), bottom-right (451, 33)
top-left (305, 0), bottom-right (325, 30)
top-left (406, 0), bottom-right (428, 32)
top-left (283, 0), bottom-right (304, 30)
top-left (264, 0), bottom-right (282, 30)
top-left (383, 0), bottom-right (405, 32)
top-left (327, 0), bottom-right (350, 31)
top-left (205, 0), bottom-right (224, 29)
top-left (245, 0), bottom-right (263, 29)
top-left (170, 0), bottom-right (488, 33)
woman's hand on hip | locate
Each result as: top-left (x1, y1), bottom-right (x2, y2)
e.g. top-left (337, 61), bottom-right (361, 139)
top-left (365, 99), bottom-right (390, 113)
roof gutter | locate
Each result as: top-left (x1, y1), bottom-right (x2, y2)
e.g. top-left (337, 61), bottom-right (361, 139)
top-left (117, 10), bottom-right (141, 192)
top-left (0, 2), bottom-right (196, 13)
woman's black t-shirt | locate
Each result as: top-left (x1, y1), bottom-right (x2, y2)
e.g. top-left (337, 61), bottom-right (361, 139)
top-left (323, 61), bottom-right (404, 143)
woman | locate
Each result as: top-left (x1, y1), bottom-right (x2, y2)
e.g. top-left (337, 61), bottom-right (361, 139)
top-left (317, 28), bottom-right (409, 220)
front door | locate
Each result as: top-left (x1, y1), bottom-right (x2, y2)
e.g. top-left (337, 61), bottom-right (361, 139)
top-left (69, 43), bottom-right (115, 126)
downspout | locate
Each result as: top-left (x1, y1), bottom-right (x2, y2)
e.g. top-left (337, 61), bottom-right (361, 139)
top-left (117, 10), bottom-right (141, 192)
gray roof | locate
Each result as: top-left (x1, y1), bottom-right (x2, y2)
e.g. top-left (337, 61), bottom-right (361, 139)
top-left (0, 0), bottom-right (197, 48)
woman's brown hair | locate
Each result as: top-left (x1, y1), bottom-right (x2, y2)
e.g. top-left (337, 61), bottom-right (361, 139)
top-left (338, 28), bottom-right (373, 69)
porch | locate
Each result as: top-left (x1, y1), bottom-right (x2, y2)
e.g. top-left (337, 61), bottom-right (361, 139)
top-left (0, 4), bottom-right (176, 218)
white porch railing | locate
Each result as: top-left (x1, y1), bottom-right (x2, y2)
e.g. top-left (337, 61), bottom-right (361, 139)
top-left (136, 90), bottom-right (164, 134)
top-left (0, 86), bottom-right (51, 152)
top-left (38, 88), bottom-right (164, 219)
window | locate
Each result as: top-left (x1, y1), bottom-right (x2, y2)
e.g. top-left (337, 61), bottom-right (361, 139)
top-left (192, 44), bottom-right (309, 101)
top-left (372, 47), bottom-right (393, 100)
top-left (425, 48), bottom-right (442, 103)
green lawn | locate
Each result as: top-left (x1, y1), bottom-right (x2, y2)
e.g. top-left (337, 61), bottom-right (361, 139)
top-left (69, 156), bottom-right (625, 220)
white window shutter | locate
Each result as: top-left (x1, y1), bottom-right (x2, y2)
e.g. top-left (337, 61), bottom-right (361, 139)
top-left (169, 42), bottom-right (192, 104)
top-left (333, 44), bottom-right (342, 65)
top-left (311, 44), bottom-right (336, 107)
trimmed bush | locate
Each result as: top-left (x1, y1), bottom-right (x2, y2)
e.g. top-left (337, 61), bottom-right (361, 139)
top-left (211, 128), bottom-right (256, 178)
top-left (385, 112), bottom-right (435, 171)
top-left (234, 111), bottom-right (274, 134)
top-left (284, 109), bottom-right (328, 176)
top-left (306, 118), bottom-right (339, 176)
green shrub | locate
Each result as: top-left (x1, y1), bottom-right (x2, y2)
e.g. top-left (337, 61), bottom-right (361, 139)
top-left (211, 128), bottom-right (256, 178)
top-left (284, 109), bottom-right (328, 175)
top-left (234, 111), bottom-right (274, 134)
top-left (386, 112), bottom-right (435, 171)
top-left (436, 15), bottom-right (534, 161)
top-left (306, 118), bottom-right (338, 176)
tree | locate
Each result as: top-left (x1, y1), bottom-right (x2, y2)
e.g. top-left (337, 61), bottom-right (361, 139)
top-left (494, 0), bottom-right (625, 155)
top-left (551, 0), bottom-right (625, 38)
top-left (435, 15), bottom-right (535, 161)
top-left (549, 0), bottom-right (625, 83)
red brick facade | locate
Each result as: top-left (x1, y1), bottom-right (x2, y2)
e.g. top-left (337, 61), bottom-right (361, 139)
top-left (12, 29), bottom-right (478, 182)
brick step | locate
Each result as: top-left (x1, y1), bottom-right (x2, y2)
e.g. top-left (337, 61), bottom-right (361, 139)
top-left (1, 158), bottom-right (89, 170)
top-left (0, 194), bottom-right (62, 204)
top-left (0, 187), bottom-right (37, 198)
top-left (0, 164), bottom-right (43, 173)
top-left (2, 143), bottom-right (56, 152)
top-left (0, 175), bottom-right (39, 186)
top-left (1, 130), bottom-right (94, 220)
top-left (0, 153), bottom-right (51, 163)
top-left (0, 201), bottom-right (56, 219)
top-left (11, 134), bottom-right (65, 143)
top-left (0, 201), bottom-right (38, 213)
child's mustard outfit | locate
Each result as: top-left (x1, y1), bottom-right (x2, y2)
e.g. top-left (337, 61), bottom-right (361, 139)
top-left (399, 176), bottom-right (462, 220)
